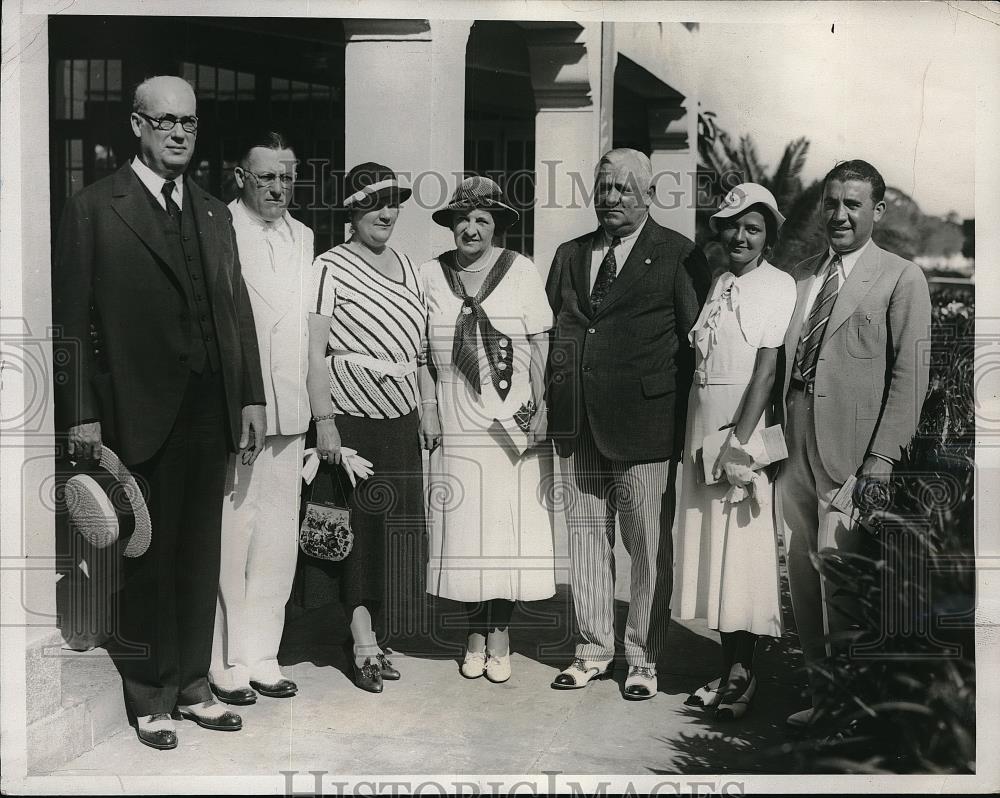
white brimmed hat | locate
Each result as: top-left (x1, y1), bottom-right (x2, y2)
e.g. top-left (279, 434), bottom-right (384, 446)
top-left (60, 446), bottom-right (151, 557)
top-left (709, 183), bottom-right (786, 233)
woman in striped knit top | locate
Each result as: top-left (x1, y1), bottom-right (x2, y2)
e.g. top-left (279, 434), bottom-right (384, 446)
top-left (306, 162), bottom-right (427, 694)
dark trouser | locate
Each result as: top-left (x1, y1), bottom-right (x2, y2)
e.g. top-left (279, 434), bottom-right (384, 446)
top-left (108, 371), bottom-right (229, 716)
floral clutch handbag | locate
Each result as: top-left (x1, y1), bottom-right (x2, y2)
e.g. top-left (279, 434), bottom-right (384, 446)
top-left (299, 465), bottom-right (354, 562)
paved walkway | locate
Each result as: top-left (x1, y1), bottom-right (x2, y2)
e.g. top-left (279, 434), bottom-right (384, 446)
top-left (47, 584), bottom-right (809, 779)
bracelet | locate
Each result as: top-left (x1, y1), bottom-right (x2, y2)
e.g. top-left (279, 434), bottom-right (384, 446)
top-left (312, 412), bottom-right (338, 423)
top-left (420, 400), bottom-right (438, 406)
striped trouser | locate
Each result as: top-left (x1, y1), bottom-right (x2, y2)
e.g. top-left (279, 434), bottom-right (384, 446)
top-left (560, 423), bottom-right (676, 668)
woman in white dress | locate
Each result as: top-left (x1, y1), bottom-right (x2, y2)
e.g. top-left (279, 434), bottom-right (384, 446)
top-left (418, 177), bottom-right (555, 684)
top-left (672, 183), bottom-right (797, 719)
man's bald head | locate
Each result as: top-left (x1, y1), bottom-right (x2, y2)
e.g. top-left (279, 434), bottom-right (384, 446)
top-left (129, 76), bottom-right (198, 180)
top-left (132, 75), bottom-right (196, 115)
top-left (593, 148), bottom-right (654, 237)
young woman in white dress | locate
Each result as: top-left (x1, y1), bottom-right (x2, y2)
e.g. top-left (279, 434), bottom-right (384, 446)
top-left (671, 183), bottom-right (797, 719)
top-left (418, 177), bottom-right (555, 684)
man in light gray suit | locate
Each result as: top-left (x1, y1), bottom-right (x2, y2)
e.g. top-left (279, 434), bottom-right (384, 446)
top-left (779, 160), bottom-right (931, 728)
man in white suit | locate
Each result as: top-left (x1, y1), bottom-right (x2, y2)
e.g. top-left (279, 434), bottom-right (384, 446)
top-left (209, 132), bottom-right (315, 704)
top-left (779, 159), bottom-right (931, 728)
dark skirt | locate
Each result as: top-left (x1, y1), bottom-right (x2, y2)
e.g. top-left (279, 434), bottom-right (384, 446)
top-left (293, 411), bottom-right (426, 634)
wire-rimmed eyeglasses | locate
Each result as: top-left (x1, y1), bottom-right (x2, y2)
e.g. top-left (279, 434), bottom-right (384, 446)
top-left (238, 167), bottom-right (295, 188)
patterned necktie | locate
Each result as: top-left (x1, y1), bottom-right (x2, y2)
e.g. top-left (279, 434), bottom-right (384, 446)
top-left (590, 236), bottom-right (620, 310)
top-left (795, 254), bottom-right (842, 385)
top-left (160, 180), bottom-right (179, 222)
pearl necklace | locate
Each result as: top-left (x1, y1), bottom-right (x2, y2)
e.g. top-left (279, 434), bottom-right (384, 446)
top-left (458, 248), bottom-right (493, 274)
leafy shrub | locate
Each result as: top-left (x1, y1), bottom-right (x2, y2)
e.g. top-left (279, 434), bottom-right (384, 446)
top-left (799, 293), bottom-right (975, 774)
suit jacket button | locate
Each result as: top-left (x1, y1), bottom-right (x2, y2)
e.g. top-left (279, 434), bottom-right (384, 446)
top-left (587, 328), bottom-right (596, 334)
top-left (179, 354), bottom-right (188, 363)
top-left (582, 366), bottom-right (591, 372)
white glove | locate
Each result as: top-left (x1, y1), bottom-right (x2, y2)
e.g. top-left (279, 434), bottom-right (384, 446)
top-left (302, 447), bottom-right (374, 488)
top-left (723, 461), bottom-right (764, 505)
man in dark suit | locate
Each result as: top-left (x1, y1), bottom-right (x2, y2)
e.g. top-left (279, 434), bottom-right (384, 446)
top-left (546, 148), bottom-right (708, 699)
top-left (52, 75), bottom-right (267, 749)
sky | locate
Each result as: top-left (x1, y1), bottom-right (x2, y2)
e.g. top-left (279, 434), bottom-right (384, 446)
top-left (695, 10), bottom-right (978, 218)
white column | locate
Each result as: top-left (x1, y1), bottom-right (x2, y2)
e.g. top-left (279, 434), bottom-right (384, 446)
top-left (527, 23), bottom-right (604, 279)
top-left (1, 9), bottom-right (57, 645)
top-left (648, 95), bottom-right (698, 240)
top-left (342, 19), bottom-right (472, 266)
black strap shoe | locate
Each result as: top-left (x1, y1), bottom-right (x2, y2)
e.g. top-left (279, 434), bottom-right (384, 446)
top-left (210, 683), bottom-right (258, 706)
top-left (250, 678), bottom-right (298, 698)
top-left (375, 652), bottom-right (400, 681)
top-left (352, 657), bottom-right (383, 693)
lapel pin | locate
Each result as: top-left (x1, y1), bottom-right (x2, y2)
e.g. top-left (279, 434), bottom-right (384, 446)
top-left (644, 258), bottom-right (651, 264)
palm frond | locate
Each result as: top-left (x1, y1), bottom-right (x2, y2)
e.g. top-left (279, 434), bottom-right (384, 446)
top-left (770, 137), bottom-right (810, 208)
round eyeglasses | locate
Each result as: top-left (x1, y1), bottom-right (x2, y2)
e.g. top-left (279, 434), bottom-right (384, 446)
top-left (136, 112), bottom-right (199, 134)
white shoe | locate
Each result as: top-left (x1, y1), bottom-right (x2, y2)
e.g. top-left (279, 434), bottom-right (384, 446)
top-left (715, 664), bottom-right (757, 720)
top-left (624, 665), bottom-right (657, 700)
top-left (684, 677), bottom-right (724, 708)
top-left (786, 706), bottom-right (818, 729)
top-left (551, 658), bottom-right (613, 689)
top-left (485, 653), bottom-right (511, 683)
top-left (460, 650), bottom-right (487, 679)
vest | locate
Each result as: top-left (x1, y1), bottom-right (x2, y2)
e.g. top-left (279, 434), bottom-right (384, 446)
top-left (146, 187), bottom-right (222, 373)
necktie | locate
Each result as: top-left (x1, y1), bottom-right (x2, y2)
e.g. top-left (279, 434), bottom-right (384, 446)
top-left (160, 180), bottom-right (179, 222)
top-left (795, 254), bottom-right (842, 385)
top-left (590, 236), bottom-right (620, 310)
top-left (263, 225), bottom-right (278, 271)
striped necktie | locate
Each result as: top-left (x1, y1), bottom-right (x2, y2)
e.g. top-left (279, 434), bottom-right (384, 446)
top-left (795, 254), bottom-right (842, 385)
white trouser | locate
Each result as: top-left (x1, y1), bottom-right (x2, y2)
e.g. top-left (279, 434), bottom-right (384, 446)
top-left (210, 433), bottom-right (305, 688)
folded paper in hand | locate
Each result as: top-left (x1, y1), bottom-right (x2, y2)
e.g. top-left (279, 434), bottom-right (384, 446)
top-left (699, 424), bottom-right (788, 486)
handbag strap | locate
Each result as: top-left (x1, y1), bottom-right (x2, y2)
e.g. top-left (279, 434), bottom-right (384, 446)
top-left (308, 459), bottom-right (352, 504)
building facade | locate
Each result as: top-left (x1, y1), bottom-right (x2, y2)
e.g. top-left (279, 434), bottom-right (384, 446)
top-left (4, 13), bottom-right (699, 772)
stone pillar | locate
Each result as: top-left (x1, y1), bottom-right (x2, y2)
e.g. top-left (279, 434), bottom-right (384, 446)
top-left (526, 22), bottom-right (605, 278)
top-left (1, 9), bottom-right (59, 645)
top-left (342, 19), bottom-right (472, 266)
top-left (648, 96), bottom-right (698, 240)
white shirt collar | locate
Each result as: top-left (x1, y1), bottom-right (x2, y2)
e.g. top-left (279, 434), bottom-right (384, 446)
top-left (131, 156), bottom-right (184, 208)
top-left (826, 238), bottom-right (872, 278)
top-left (601, 213), bottom-right (649, 247)
top-left (231, 198), bottom-right (293, 240)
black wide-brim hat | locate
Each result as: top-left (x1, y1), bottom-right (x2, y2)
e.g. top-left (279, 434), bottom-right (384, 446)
top-left (342, 161), bottom-right (412, 211)
top-left (431, 176), bottom-right (520, 230)
top-left (55, 446), bottom-right (151, 558)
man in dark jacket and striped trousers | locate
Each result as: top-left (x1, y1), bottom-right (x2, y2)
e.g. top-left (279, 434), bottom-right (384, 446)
top-left (546, 148), bottom-right (708, 699)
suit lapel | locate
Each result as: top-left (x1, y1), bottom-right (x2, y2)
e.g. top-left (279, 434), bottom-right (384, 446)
top-left (824, 242), bottom-right (880, 340)
top-left (186, 178), bottom-right (221, 295)
top-left (110, 166), bottom-right (180, 286)
top-left (591, 218), bottom-right (659, 319)
top-left (231, 202), bottom-right (285, 317)
top-left (571, 231), bottom-right (598, 318)
top-left (784, 253), bottom-right (824, 355)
